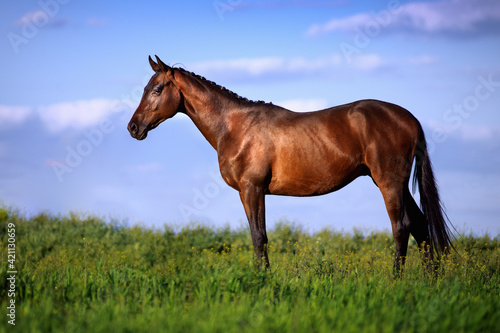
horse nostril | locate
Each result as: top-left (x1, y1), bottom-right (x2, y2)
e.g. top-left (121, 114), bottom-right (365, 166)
top-left (129, 122), bottom-right (138, 135)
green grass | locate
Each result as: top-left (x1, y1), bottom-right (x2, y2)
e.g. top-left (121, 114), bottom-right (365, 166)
top-left (0, 207), bottom-right (499, 332)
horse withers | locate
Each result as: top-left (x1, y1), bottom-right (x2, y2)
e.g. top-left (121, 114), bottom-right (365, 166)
top-left (128, 55), bottom-right (454, 272)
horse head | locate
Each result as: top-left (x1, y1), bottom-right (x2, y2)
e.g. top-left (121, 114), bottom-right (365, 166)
top-left (128, 56), bottom-right (182, 140)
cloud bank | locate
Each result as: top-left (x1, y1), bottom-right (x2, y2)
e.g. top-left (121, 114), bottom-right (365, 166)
top-left (38, 99), bottom-right (120, 132)
top-left (307, 0), bottom-right (500, 37)
top-left (1, 99), bottom-right (121, 133)
top-left (0, 106), bottom-right (33, 126)
top-left (189, 53), bottom-right (391, 83)
top-left (277, 99), bottom-right (329, 112)
top-left (237, 0), bottom-right (348, 10)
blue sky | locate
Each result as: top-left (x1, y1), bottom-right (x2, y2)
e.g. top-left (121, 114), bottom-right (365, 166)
top-left (1, 0), bottom-right (499, 236)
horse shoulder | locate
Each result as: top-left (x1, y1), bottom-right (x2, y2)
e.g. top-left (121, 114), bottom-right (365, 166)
top-left (217, 109), bottom-right (276, 191)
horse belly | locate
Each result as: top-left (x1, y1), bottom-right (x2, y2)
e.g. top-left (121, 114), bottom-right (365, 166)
top-left (268, 151), bottom-right (360, 197)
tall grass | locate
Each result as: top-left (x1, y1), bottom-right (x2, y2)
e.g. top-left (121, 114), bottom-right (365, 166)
top-left (0, 207), bottom-right (499, 332)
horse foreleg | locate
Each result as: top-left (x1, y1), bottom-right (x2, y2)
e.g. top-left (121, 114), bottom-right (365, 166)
top-left (239, 186), bottom-right (269, 269)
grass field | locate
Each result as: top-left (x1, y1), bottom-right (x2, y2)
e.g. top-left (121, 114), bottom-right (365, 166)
top-left (1, 207), bottom-right (499, 332)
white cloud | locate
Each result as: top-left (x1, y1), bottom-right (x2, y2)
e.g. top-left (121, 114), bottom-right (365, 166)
top-left (307, 0), bottom-right (500, 37)
top-left (86, 18), bottom-right (110, 27)
top-left (191, 55), bottom-right (345, 77)
top-left (123, 163), bottom-right (163, 173)
top-left (409, 55), bottom-right (440, 65)
top-left (350, 54), bottom-right (384, 71)
top-left (15, 10), bottom-right (69, 29)
top-left (190, 53), bottom-right (382, 81)
top-left (286, 55), bottom-right (343, 72)
top-left (1, 99), bottom-right (124, 132)
top-left (459, 125), bottom-right (497, 141)
top-left (237, 1), bottom-right (349, 10)
top-left (425, 121), bottom-right (500, 142)
top-left (38, 98), bottom-right (119, 132)
top-left (396, 0), bottom-right (500, 34)
top-left (191, 57), bottom-right (284, 77)
top-left (0, 106), bottom-right (33, 127)
top-left (307, 13), bottom-right (371, 36)
top-left (277, 99), bottom-right (329, 112)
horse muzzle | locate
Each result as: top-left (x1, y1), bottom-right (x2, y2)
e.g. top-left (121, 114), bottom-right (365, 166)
top-left (128, 121), bottom-right (148, 140)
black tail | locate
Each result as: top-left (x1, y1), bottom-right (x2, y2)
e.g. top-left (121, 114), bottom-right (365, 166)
top-left (413, 126), bottom-right (455, 257)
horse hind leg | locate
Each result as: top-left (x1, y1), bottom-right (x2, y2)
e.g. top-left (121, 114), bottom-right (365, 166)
top-left (378, 182), bottom-right (410, 275)
top-left (403, 188), bottom-right (434, 270)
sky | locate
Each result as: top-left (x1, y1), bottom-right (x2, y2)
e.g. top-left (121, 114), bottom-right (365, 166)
top-left (1, 0), bottom-right (499, 236)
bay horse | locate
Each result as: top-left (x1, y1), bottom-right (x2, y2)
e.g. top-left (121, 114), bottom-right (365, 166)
top-left (128, 55), bottom-right (454, 272)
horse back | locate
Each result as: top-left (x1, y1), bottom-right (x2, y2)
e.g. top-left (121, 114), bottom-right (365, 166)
top-left (218, 99), bottom-right (420, 196)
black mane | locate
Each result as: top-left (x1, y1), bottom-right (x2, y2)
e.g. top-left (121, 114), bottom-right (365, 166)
top-left (174, 67), bottom-right (269, 105)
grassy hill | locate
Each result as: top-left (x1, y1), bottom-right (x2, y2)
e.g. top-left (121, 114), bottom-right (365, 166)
top-left (1, 207), bottom-right (499, 332)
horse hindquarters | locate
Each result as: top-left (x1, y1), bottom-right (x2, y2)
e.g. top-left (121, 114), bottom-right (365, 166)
top-left (373, 124), bottom-right (453, 274)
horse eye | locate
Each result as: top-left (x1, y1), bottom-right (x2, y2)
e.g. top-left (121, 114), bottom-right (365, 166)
top-left (153, 86), bottom-right (163, 94)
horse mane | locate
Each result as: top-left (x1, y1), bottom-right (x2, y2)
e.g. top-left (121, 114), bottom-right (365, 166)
top-left (173, 67), bottom-right (270, 105)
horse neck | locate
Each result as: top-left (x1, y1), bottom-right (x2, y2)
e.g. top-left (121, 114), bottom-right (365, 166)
top-left (173, 70), bottom-right (236, 150)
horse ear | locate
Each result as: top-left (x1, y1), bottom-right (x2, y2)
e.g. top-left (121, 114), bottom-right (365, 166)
top-left (155, 55), bottom-right (170, 73)
top-left (149, 55), bottom-right (159, 72)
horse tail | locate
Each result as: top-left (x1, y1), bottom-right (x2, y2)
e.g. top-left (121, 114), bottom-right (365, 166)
top-left (412, 125), bottom-right (455, 257)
